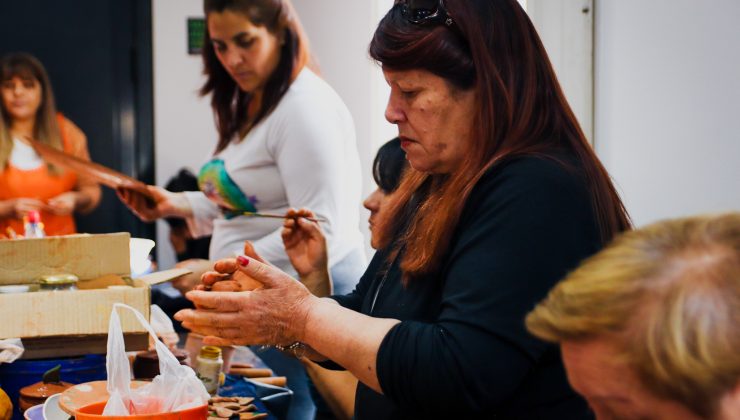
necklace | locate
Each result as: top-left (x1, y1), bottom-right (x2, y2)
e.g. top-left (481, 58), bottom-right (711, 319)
top-left (370, 250), bottom-right (402, 315)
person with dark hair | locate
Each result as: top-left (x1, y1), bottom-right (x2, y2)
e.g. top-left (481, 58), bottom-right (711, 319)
top-left (0, 52), bottom-right (100, 235)
top-left (162, 169), bottom-right (211, 262)
top-left (371, 137), bottom-right (405, 195)
top-left (118, 0), bottom-right (365, 298)
top-left (176, 1), bottom-right (631, 418)
top-left (261, 137), bottom-right (408, 419)
top-left (364, 137), bottom-right (406, 249)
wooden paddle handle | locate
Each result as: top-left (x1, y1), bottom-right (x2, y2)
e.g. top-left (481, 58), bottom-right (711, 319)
top-left (250, 376), bottom-right (287, 387)
top-left (229, 367), bottom-right (274, 378)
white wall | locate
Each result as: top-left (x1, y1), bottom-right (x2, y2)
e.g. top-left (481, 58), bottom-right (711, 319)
top-left (594, 0), bottom-right (740, 227)
top-left (528, 0), bottom-right (594, 142)
top-left (152, 0), bottom-right (217, 268)
top-left (152, 1), bottom-right (394, 267)
top-left (292, 0), bottom-right (396, 257)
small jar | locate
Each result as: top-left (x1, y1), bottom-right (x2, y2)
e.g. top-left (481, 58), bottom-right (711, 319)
top-left (195, 345), bottom-right (223, 396)
top-left (38, 274), bottom-right (79, 292)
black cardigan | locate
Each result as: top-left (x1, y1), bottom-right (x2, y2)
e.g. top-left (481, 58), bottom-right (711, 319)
top-left (332, 155), bottom-right (600, 419)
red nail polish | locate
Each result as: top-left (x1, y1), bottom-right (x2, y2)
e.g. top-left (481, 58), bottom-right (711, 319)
top-left (237, 255), bottom-right (250, 267)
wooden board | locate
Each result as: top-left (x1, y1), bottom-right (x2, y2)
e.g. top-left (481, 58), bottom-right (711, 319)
top-left (0, 234), bottom-right (187, 339)
top-left (0, 233), bottom-right (130, 285)
top-left (28, 137), bottom-right (155, 201)
top-left (20, 333), bottom-right (148, 360)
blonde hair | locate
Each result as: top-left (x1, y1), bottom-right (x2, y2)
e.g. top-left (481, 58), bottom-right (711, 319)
top-left (0, 53), bottom-right (63, 173)
top-left (526, 213), bottom-right (740, 418)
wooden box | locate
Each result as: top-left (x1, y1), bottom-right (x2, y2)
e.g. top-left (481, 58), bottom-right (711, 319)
top-left (0, 233), bottom-right (187, 358)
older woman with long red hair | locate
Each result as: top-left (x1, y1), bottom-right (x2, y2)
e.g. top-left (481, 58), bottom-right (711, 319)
top-left (176, 0), bottom-right (631, 417)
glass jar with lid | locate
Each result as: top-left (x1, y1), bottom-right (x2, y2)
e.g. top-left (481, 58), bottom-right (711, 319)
top-left (196, 345), bottom-right (223, 395)
top-left (38, 274), bottom-right (79, 292)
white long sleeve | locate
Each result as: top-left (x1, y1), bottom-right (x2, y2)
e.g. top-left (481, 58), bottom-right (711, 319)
top-left (184, 191), bottom-right (219, 238)
top-left (179, 69), bottom-right (364, 275)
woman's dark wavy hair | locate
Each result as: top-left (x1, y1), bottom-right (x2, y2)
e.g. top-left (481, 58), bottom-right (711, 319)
top-left (373, 137), bottom-right (407, 193)
top-left (201, 0), bottom-right (310, 153)
top-left (371, 0), bottom-right (631, 282)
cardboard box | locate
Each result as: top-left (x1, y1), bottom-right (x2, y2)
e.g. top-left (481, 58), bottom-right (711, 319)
top-left (0, 232), bottom-right (187, 356)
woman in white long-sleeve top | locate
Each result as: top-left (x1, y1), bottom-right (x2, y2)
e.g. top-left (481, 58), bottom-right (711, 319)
top-left (119, 0), bottom-right (365, 297)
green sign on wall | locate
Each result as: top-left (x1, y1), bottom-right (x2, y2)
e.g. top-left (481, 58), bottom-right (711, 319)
top-left (188, 18), bottom-right (205, 55)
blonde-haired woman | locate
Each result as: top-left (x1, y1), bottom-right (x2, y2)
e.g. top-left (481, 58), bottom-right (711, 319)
top-left (527, 213), bottom-right (740, 420)
top-left (0, 53), bottom-right (100, 236)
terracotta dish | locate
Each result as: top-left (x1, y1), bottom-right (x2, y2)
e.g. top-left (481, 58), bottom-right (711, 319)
top-left (58, 381), bottom-right (148, 415)
top-left (27, 137), bottom-right (155, 203)
top-left (19, 381), bottom-right (73, 412)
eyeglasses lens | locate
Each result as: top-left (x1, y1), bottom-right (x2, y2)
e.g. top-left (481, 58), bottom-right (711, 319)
top-left (403, 0), bottom-right (440, 22)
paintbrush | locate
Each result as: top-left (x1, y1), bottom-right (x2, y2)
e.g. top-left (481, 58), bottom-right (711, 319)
top-left (242, 211), bottom-right (326, 223)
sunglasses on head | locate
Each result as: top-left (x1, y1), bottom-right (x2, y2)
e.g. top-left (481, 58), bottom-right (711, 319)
top-left (397, 0), bottom-right (454, 27)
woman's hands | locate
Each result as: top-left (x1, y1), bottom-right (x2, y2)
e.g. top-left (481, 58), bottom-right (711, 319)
top-left (175, 255), bottom-right (318, 347)
top-left (194, 241), bottom-right (270, 292)
top-left (281, 208), bottom-right (329, 278)
top-left (46, 191), bottom-right (78, 216)
top-left (1, 191), bottom-right (95, 219)
top-left (116, 185), bottom-right (192, 222)
top-left (0, 198), bottom-right (45, 219)
top-left (281, 208), bottom-right (333, 297)
top-left (197, 257), bottom-right (264, 293)
top-left (171, 258), bottom-right (215, 295)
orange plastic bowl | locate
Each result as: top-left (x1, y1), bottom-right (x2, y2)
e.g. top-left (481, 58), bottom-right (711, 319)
top-left (74, 401), bottom-right (208, 420)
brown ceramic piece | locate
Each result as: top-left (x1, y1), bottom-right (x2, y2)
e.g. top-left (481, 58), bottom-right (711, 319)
top-left (132, 348), bottom-right (191, 380)
top-left (19, 380), bottom-right (73, 412)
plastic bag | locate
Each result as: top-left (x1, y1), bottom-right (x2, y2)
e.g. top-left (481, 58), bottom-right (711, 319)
top-left (149, 304), bottom-right (179, 349)
top-left (0, 338), bottom-right (23, 364)
top-left (103, 303), bottom-right (209, 415)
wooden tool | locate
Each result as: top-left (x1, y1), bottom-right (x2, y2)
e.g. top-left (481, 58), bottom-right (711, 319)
top-left (250, 376), bottom-right (287, 387)
top-left (242, 211), bottom-right (326, 223)
top-left (26, 137), bottom-right (156, 205)
top-left (228, 367), bottom-right (274, 378)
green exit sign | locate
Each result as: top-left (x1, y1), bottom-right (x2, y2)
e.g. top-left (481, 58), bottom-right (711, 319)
top-left (188, 18), bottom-right (205, 55)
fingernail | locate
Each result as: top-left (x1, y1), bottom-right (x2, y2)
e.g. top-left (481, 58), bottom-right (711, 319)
top-left (237, 255), bottom-right (250, 267)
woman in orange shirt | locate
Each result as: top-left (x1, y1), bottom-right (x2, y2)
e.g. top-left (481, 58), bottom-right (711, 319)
top-left (0, 53), bottom-right (100, 236)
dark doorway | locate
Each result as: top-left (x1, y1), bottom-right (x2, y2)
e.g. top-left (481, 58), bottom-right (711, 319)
top-left (0, 0), bottom-right (155, 240)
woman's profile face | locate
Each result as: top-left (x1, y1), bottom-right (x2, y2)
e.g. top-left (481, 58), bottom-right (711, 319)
top-left (363, 187), bottom-right (390, 249)
top-left (383, 69), bottom-right (476, 174)
top-left (1, 76), bottom-right (42, 122)
top-left (207, 10), bottom-right (282, 94)
top-left (561, 339), bottom-right (705, 420)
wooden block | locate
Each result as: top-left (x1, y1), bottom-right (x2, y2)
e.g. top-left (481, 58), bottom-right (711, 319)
top-left (20, 333), bottom-right (148, 360)
top-left (228, 367), bottom-right (273, 378)
top-left (250, 376), bottom-right (287, 387)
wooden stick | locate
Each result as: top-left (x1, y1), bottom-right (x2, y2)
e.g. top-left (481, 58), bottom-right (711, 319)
top-left (250, 376), bottom-right (287, 387)
top-left (242, 211), bottom-right (326, 223)
top-left (228, 367), bottom-right (274, 378)
top-left (228, 362), bottom-right (254, 370)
